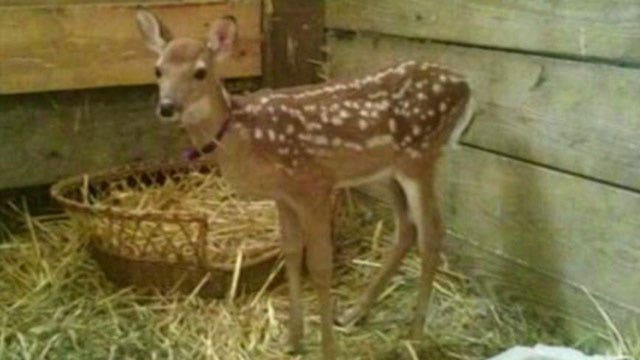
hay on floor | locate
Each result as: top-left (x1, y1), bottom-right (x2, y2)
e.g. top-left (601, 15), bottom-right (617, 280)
top-left (0, 195), bottom-right (637, 359)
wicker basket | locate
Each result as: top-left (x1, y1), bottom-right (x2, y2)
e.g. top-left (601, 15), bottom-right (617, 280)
top-left (50, 160), bottom-right (283, 298)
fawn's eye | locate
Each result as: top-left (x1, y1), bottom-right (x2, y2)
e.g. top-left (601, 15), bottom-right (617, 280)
top-left (194, 68), bottom-right (207, 80)
top-left (154, 67), bottom-right (162, 78)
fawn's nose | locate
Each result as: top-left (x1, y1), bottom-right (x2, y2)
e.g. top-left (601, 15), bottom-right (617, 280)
top-left (159, 102), bottom-right (175, 118)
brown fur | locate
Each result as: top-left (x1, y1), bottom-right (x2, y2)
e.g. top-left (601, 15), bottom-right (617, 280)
top-left (137, 11), bottom-right (471, 360)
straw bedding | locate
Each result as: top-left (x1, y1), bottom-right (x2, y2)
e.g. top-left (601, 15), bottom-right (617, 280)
top-left (91, 172), bottom-right (280, 265)
top-left (1, 181), bottom-right (636, 359)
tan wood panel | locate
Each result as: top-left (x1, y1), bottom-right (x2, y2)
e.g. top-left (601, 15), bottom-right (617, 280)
top-left (364, 146), bottom-right (640, 333)
top-left (262, 0), bottom-right (325, 88)
top-left (438, 147), bottom-right (640, 333)
top-left (0, 1), bottom-right (261, 94)
top-left (329, 34), bottom-right (640, 334)
top-left (0, 87), bottom-right (191, 189)
top-left (327, 0), bottom-right (640, 64)
top-left (328, 34), bottom-right (640, 191)
top-left (0, 0), bottom-right (225, 5)
top-left (0, 76), bottom-right (261, 190)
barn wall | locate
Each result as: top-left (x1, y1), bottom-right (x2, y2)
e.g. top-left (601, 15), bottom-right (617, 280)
top-left (326, 1), bottom-right (640, 336)
top-left (0, 0), bottom-right (326, 195)
top-left (0, 0), bottom-right (263, 196)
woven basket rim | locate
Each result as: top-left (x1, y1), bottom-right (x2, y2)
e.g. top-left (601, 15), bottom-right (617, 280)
top-left (50, 159), bottom-right (282, 270)
top-left (50, 159), bottom-right (215, 224)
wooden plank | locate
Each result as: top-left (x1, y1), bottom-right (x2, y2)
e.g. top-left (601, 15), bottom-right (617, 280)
top-left (329, 34), bottom-right (640, 334)
top-left (0, 86), bottom-right (191, 189)
top-left (362, 148), bottom-right (640, 334)
top-left (0, 1), bottom-right (261, 94)
top-left (326, 0), bottom-right (640, 65)
top-left (0, 75), bottom-right (261, 191)
top-left (263, 0), bottom-right (325, 88)
top-left (438, 147), bottom-right (640, 333)
top-left (0, 0), bottom-right (225, 5)
top-left (328, 34), bottom-right (640, 191)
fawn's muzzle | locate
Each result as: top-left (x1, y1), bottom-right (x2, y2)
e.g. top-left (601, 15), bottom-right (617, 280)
top-left (159, 102), bottom-right (176, 117)
top-left (157, 99), bottom-right (182, 121)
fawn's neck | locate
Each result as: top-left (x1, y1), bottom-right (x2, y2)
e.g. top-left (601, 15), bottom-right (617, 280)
top-left (181, 77), bottom-right (230, 148)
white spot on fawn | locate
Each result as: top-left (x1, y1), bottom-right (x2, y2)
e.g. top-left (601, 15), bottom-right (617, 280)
top-left (314, 135), bottom-right (328, 145)
top-left (331, 116), bottom-right (344, 126)
top-left (358, 119), bottom-right (369, 130)
top-left (388, 118), bottom-right (397, 133)
top-left (254, 128), bottom-right (263, 139)
top-left (366, 135), bottom-right (393, 148)
top-left (406, 148), bottom-right (422, 159)
top-left (432, 83), bottom-right (443, 94)
top-left (368, 90), bottom-right (388, 99)
top-left (320, 109), bottom-right (330, 124)
top-left (344, 142), bottom-right (364, 151)
top-left (392, 79), bottom-right (413, 99)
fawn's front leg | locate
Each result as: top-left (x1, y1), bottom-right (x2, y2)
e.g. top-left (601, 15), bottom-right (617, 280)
top-left (305, 218), bottom-right (335, 359)
top-left (294, 195), bottom-right (336, 360)
top-left (277, 201), bottom-right (305, 354)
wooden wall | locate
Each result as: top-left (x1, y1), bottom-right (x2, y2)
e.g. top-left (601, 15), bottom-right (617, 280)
top-left (0, 0), bottom-right (323, 196)
top-left (0, 0), bottom-right (261, 197)
top-left (326, 0), bottom-right (640, 337)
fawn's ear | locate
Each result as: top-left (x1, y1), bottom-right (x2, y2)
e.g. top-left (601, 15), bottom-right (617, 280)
top-left (136, 10), bottom-right (171, 55)
top-left (207, 16), bottom-right (237, 60)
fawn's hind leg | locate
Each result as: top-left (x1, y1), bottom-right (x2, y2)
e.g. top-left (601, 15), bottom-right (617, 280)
top-left (396, 173), bottom-right (443, 340)
top-left (337, 179), bottom-right (416, 326)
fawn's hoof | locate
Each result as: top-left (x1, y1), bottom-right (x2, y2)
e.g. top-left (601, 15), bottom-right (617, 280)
top-left (408, 327), bottom-right (424, 342)
top-left (286, 343), bottom-right (305, 356)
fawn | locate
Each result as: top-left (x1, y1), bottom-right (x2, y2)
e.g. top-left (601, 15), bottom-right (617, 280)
top-left (136, 11), bottom-right (472, 359)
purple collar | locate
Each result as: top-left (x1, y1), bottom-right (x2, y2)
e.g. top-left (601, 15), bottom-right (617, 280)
top-left (184, 116), bottom-right (231, 161)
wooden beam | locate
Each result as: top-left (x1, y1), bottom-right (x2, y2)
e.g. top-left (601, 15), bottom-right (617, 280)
top-left (327, 0), bottom-right (640, 65)
top-left (328, 34), bottom-right (640, 191)
top-left (262, 0), bottom-right (324, 88)
top-left (0, 1), bottom-right (261, 94)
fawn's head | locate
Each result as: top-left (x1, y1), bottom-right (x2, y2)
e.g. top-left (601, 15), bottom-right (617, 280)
top-left (136, 10), bottom-right (237, 123)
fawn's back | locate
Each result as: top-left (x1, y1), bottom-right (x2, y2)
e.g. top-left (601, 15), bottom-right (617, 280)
top-left (231, 60), bottom-right (470, 179)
